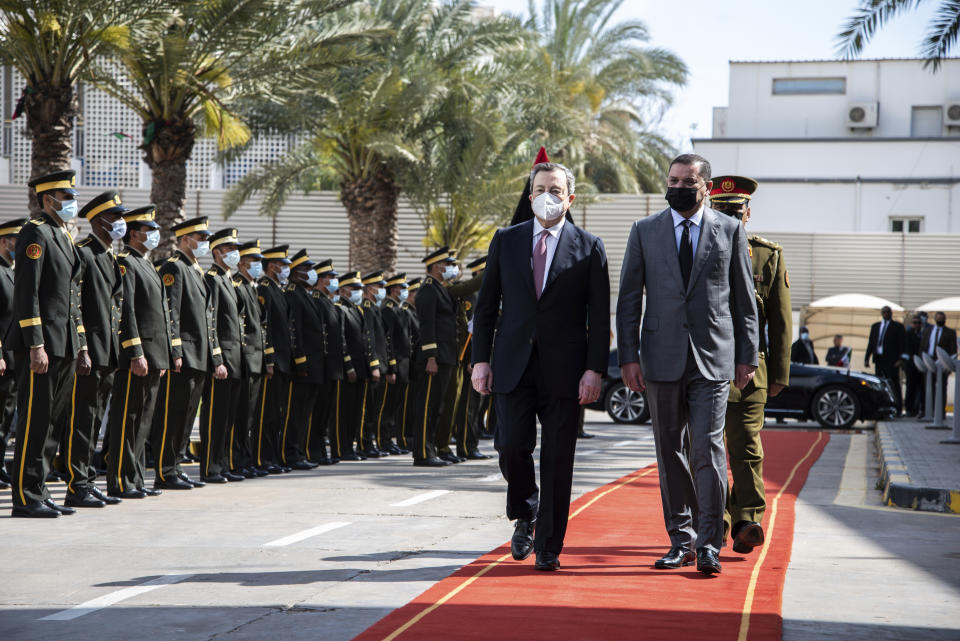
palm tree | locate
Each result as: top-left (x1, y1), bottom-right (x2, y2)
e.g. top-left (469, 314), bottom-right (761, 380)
top-left (837, 0), bottom-right (959, 70)
top-left (90, 0), bottom-right (377, 253)
top-left (0, 0), bottom-right (159, 208)
top-left (224, 0), bottom-right (523, 271)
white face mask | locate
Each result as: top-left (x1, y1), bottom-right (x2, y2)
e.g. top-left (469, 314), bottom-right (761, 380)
top-left (532, 192), bottom-right (565, 220)
top-left (399, 289), bottom-right (409, 302)
top-left (332, 294), bottom-right (340, 303)
top-left (349, 289), bottom-right (362, 305)
top-left (222, 249), bottom-right (241, 268)
top-left (443, 265), bottom-right (459, 280)
top-left (279, 265), bottom-right (291, 283)
top-left (375, 287), bottom-right (386, 302)
top-left (144, 229), bottom-right (160, 250)
top-left (305, 269), bottom-right (318, 286)
top-left (247, 261), bottom-right (263, 279)
top-left (194, 240), bottom-right (210, 257)
top-left (107, 218), bottom-right (127, 240)
top-left (54, 198), bottom-right (78, 222)
top-left (326, 278), bottom-right (339, 294)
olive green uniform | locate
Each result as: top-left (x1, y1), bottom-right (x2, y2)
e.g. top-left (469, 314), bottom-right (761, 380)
top-left (724, 235), bottom-right (791, 533)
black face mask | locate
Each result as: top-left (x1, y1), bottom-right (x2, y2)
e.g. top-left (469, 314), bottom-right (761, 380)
top-left (666, 187), bottom-right (700, 212)
top-left (937, 319), bottom-right (946, 327)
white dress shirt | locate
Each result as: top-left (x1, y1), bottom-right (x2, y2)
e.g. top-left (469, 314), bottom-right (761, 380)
top-left (671, 204), bottom-right (704, 258)
top-left (929, 325), bottom-right (943, 355)
top-left (532, 215), bottom-right (565, 295)
top-left (877, 320), bottom-right (888, 355)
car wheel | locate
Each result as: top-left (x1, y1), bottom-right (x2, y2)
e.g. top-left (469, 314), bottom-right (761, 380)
top-left (605, 382), bottom-right (649, 424)
top-left (811, 385), bottom-right (861, 429)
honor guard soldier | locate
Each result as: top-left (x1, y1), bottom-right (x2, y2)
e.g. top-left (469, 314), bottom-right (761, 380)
top-left (282, 249), bottom-right (323, 470)
top-left (253, 245), bottom-right (293, 474)
top-left (378, 274), bottom-right (413, 455)
top-left (231, 239), bottom-right (271, 478)
top-left (0, 217), bottom-right (26, 489)
top-left (107, 205), bottom-right (173, 499)
top-left (200, 228), bottom-right (245, 483)
top-left (411, 247), bottom-right (459, 467)
top-left (308, 259), bottom-right (346, 465)
top-left (455, 257), bottom-right (492, 460)
top-left (710, 175), bottom-right (792, 554)
top-left (10, 171), bottom-right (86, 517)
top-left (57, 192), bottom-right (127, 507)
top-left (333, 272), bottom-right (367, 460)
top-left (359, 271), bottom-right (391, 457)
top-left (399, 277), bottom-right (422, 451)
top-left (152, 216), bottom-right (218, 490)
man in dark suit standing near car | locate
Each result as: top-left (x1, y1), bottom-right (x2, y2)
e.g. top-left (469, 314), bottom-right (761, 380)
top-left (923, 311), bottom-right (958, 403)
top-left (617, 154), bottom-right (758, 575)
top-left (865, 306), bottom-right (905, 416)
top-left (472, 161), bottom-right (610, 572)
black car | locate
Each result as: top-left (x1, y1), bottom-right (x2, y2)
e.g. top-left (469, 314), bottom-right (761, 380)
top-left (594, 350), bottom-right (896, 429)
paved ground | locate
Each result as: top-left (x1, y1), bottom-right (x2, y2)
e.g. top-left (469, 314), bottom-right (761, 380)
top-left (883, 418), bottom-right (960, 490)
top-left (2, 414), bottom-right (958, 641)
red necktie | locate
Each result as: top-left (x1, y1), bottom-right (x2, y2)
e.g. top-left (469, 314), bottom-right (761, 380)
top-left (533, 230), bottom-right (548, 298)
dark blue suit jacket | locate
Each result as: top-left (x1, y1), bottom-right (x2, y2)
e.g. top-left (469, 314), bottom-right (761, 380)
top-left (472, 219), bottom-right (610, 398)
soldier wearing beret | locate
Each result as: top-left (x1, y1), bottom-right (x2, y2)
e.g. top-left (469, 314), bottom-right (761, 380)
top-left (308, 259), bottom-right (346, 465)
top-left (359, 270), bottom-right (391, 457)
top-left (0, 217), bottom-right (26, 490)
top-left (710, 175), bottom-right (792, 554)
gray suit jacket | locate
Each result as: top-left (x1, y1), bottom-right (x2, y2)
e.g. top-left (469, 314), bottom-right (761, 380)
top-left (616, 207), bottom-right (759, 382)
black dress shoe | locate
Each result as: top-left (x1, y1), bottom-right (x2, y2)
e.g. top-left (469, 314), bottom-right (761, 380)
top-left (511, 518), bottom-right (535, 561)
top-left (154, 477), bottom-right (193, 490)
top-left (12, 502), bottom-right (60, 518)
top-left (696, 548), bottom-right (722, 575)
top-left (281, 465), bottom-right (293, 472)
top-left (290, 460), bottom-right (315, 471)
top-left (440, 452), bottom-right (462, 464)
top-left (251, 467), bottom-right (269, 476)
top-left (201, 475), bottom-right (228, 484)
top-left (314, 457), bottom-right (334, 466)
top-left (179, 473), bottom-right (205, 487)
top-left (328, 457), bottom-right (341, 464)
top-left (577, 431), bottom-right (596, 439)
top-left (535, 550), bottom-right (560, 571)
top-left (64, 489), bottom-right (106, 508)
top-left (45, 499), bottom-right (76, 515)
top-left (141, 487), bottom-right (163, 496)
top-left (340, 452), bottom-right (364, 462)
top-left (413, 457), bottom-right (450, 467)
top-left (261, 464), bottom-right (283, 475)
top-left (222, 471), bottom-right (245, 481)
top-left (386, 444), bottom-right (404, 455)
top-left (654, 546), bottom-right (695, 569)
top-left (88, 485), bottom-right (121, 505)
top-left (732, 520), bottom-right (765, 554)
top-left (240, 467), bottom-right (258, 479)
top-left (479, 431), bottom-right (494, 440)
top-left (361, 448), bottom-right (383, 458)
top-left (466, 450), bottom-right (492, 460)
top-left (0, 466), bottom-right (11, 484)
top-left (0, 479), bottom-right (10, 489)
top-left (109, 488), bottom-right (147, 499)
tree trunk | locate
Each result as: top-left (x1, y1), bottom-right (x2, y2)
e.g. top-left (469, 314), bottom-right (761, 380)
top-left (142, 116), bottom-right (196, 259)
top-left (24, 81), bottom-right (77, 214)
top-left (370, 163), bottom-right (400, 273)
top-left (340, 174), bottom-right (379, 273)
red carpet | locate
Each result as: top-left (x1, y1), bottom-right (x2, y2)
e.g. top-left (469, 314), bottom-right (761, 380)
top-left (354, 431), bottom-right (828, 641)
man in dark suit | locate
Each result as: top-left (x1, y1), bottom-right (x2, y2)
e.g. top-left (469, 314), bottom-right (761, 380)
top-left (791, 326), bottom-right (818, 364)
top-left (333, 272), bottom-right (368, 460)
top-left (865, 306), bottom-right (905, 415)
top-left (825, 335), bottom-right (852, 368)
top-left (309, 259), bottom-right (346, 464)
top-left (616, 153), bottom-right (759, 575)
top-left (904, 315), bottom-right (925, 416)
top-left (923, 311), bottom-right (958, 403)
top-left (359, 271), bottom-right (390, 457)
top-left (0, 217), bottom-right (26, 490)
top-left (473, 162), bottom-right (610, 571)
top-left (379, 273), bottom-right (413, 455)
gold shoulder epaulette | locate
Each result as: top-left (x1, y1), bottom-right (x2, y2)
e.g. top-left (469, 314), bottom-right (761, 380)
top-left (167, 255), bottom-right (179, 263)
top-left (423, 276), bottom-right (434, 285)
top-left (76, 237), bottom-right (92, 247)
top-left (362, 299), bottom-right (372, 308)
top-left (748, 234), bottom-right (782, 251)
top-left (29, 218), bottom-right (45, 226)
top-left (207, 268), bottom-right (218, 276)
top-left (118, 251), bottom-right (130, 258)
top-left (232, 279), bottom-right (240, 287)
top-left (385, 300), bottom-right (395, 308)
top-left (286, 284), bottom-right (296, 292)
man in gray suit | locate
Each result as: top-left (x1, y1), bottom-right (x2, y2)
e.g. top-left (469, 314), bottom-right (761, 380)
top-left (616, 154), bottom-right (758, 575)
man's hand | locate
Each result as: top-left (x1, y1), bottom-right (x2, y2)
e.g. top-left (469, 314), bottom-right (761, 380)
top-left (173, 357), bottom-right (183, 373)
top-left (131, 356), bottom-right (148, 377)
top-left (863, 358), bottom-right (870, 368)
top-left (371, 368), bottom-right (381, 383)
top-left (734, 364), bottom-right (756, 390)
top-left (347, 368), bottom-right (357, 383)
top-left (214, 364), bottom-right (228, 380)
top-left (0, 357), bottom-right (6, 377)
top-left (621, 362), bottom-right (645, 393)
top-left (387, 373), bottom-right (396, 385)
top-left (30, 346), bottom-right (49, 374)
top-left (769, 382), bottom-right (786, 397)
top-left (472, 362), bottom-right (493, 394)
top-left (159, 369), bottom-right (167, 378)
top-left (266, 363), bottom-right (274, 380)
top-left (76, 350), bottom-right (92, 376)
top-left (425, 356), bottom-right (438, 376)
top-left (578, 370), bottom-right (602, 405)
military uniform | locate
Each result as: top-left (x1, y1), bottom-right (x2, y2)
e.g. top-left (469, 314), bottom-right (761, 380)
top-left (359, 271), bottom-right (391, 456)
top-left (378, 273), bottom-right (413, 454)
top-left (56, 193), bottom-right (125, 504)
top-left (9, 172), bottom-right (85, 516)
top-left (410, 249), bottom-right (458, 465)
top-left (711, 176), bottom-right (792, 551)
top-left (152, 217), bottom-right (219, 488)
top-left (0, 218), bottom-right (26, 487)
top-left (399, 278), bottom-right (422, 450)
top-left (199, 229), bottom-right (244, 482)
top-left (309, 259), bottom-right (347, 464)
top-left (333, 272), bottom-right (370, 460)
top-left (453, 258), bottom-right (491, 459)
top-left (107, 206), bottom-right (173, 498)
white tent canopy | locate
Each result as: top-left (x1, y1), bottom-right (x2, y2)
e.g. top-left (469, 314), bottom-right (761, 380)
top-left (806, 293), bottom-right (903, 311)
top-left (800, 294), bottom-right (905, 369)
top-left (916, 297), bottom-right (960, 312)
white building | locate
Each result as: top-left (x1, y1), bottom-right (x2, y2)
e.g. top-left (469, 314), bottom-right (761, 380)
top-left (694, 58), bottom-right (960, 234)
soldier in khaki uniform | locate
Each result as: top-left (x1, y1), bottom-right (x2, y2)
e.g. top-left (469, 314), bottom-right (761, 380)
top-left (710, 175), bottom-right (791, 554)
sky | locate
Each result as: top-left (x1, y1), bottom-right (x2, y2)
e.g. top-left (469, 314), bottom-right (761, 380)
top-left (482, 0), bottom-right (941, 149)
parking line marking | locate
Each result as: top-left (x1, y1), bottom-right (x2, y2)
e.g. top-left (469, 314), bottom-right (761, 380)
top-left (39, 574), bottom-right (193, 621)
top-left (479, 473), bottom-right (503, 482)
top-left (391, 490), bottom-right (450, 507)
top-left (612, 440), bottom-right (636, 447)
top-left (263, 521), bottom-right (352, 547)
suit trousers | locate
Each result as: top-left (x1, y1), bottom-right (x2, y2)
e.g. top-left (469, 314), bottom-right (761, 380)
top-left (152, 367), bottom-right (206, 484)
top-left (400, 376), bottom-right (418, 450)
top-left (199, 375), bottom-right (240, 478)
top-left (410, 364), bottom-right (453, 462)
top-left (874, 359), bottom-right (902, 414)
top-left (11, 355), bottom-right (75, 506)
top-left (332, 379), bottom-right (364, 457)
top-left (645, 349), bottom-right (730, 553)
top-left (0, 370), bottom-right (17, 473)
top-left (308, 379), bottom-right (337, 462)
top-left (107, 369), bottom-right (162, 494)
top-left (724, 379), bottom-right (766, 535)
top-left (230, 371), bottom-right (262, 471)
top-left (904, 362), bottom-right (923, 415)
top-left (377, 379), bottom-right (405, 448)
top-left (436, 364), bottom-right (463, 455)
top-left (494, 346), bottom-right (579, 554)
top-left (455, 374), bottom-right (480, 457)
top-left (360, 378), bottom-right (386, 450)
top-left (57, 366), bottom-right (112, 495)
top-left (283, 378), bottom-right (318, 464)
top-left (252, 372), bottom-right (288, 467)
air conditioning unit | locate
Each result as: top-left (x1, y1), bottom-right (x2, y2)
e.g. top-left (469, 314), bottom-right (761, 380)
top-left (847, 102), bottom-right (878, 128)
top-left (945, 102), bottom-right (960, 126)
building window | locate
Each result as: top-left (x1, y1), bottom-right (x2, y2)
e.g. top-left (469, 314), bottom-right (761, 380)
top-left (891, 217), bottom-right (922, 233)
top-left (911, 106), bottom-right (942, 137)
top-left (772, 77), bottom-right (846, 95)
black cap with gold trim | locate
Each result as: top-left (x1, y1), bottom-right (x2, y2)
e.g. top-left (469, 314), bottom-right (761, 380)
top-left (261, 244), bottom-right (291, 264)
top-left (172, 216), bottom-right (212, 238)
top-left (339, 271), bottom-right (362, 288)
top-left (29, 170), bottom-right (77, 196)
top-left (80, 191), bottom-right (126, 220)
top-left (709, 175), bottom-right (758, 205)
top-left (124, 205), bottom-right (160, 229)
top-left (422, 246), bottom-right (456, 267)
top-left (362, 270), bottom-right (387, 286)
top-left (314, 258), bottom-right (338, 277)
top-left (466, 256), bottom-right (486, 274)
top-left (407, 277), bottom-right (422, 291)
top-left (209, 228), bottom-right (239, 249)
top-left (386, 272), bottom-right (407, 288)
top-left (290, 248), bottom-right (313, 269)
top-left (0, 217), bottom-right (29, 237)
top-left (238, 239), bottom-right (262, 260)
